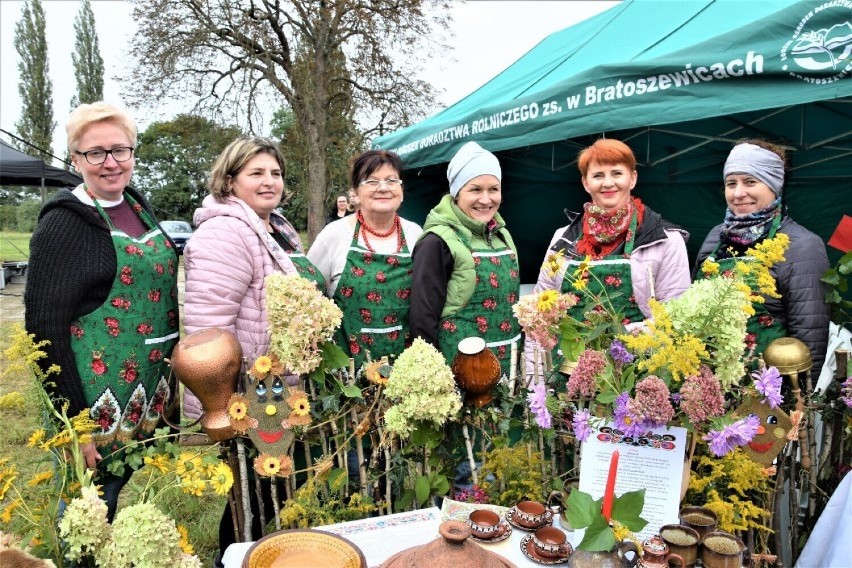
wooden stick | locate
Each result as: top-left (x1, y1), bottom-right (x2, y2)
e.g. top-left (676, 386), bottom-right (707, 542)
top-left (772, 461), bottom-right (785, 568)
top-left (235, 438), bottom-right (253, 541)
top-left (508, 341), bottom-right (518, 396)
top-left (254, 474), bottom-right (266, 535)
top-left (270, 476), bottom-right (281, 531)
top-left (383, 430), bottom-right (393, 515)
top-left (462, 423), bottom-right (479, 485)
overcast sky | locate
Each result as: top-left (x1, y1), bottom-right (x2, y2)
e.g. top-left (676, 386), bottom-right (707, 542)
top-left (0, 0), bottom-right (618, 166)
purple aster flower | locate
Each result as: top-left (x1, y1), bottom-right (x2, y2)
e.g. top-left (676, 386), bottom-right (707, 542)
top-left (613, 391), bottom-right (647, 438)
top-left (841, 376), bottom-right (852, 409)
top-left (527, 382), bottom-right (553, 429)
top-left (573, 409), bottom-right (593, 442)
top-left (752, 366), bottom-right (783, 409)
top-left (609, 339), bottom-right (635, 364)
top-left (704, 414), bottom-right (761, 457)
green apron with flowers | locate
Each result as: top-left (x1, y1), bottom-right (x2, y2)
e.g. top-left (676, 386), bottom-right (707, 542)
top-left (288, 253), bottom-right (327, 291)
top-left (697, 214), bottom-right (787, 362)
top-left (70, 192), bottom-right (179, 464)
top-left (559, 210), bottom-right (644, 325)
top-left (438, 238), bottom-right (522, 378)
top-left (333, 220), bottom-right (412, 368)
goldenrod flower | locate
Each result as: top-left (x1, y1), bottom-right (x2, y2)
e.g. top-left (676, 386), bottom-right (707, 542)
top-left (701, 259), bottom-right (720, 276)
top-left (175, 451), bottom-right (203, 478)
top-left (27, 429), bottom-right (46, 448)
top-left (27, 471), bottom-right (53, 487)
top-left (208, 462), bottom-right (234, 496)
top-left (70, 410), bottom-right (98, 436)
top-left (44, 429), bottom-right (73, 449)
top-left (177, 525), bottom-right (195, 555)
top-left (252, 355), bottom-right (273, 377)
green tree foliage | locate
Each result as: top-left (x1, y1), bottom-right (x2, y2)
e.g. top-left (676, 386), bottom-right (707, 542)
top-left (129, 0), bottom-right (449, 242)
top-left (15, 199), bottom-right (43, 232)
top-left (133, 114), bottom-right (242, 223)
top-left (14, 0), bottom-right (55, 163)
top-left (70, 0), bottom-right (104, 109)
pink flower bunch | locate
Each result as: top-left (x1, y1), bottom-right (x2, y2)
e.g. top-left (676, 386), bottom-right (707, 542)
top-left (566, 349), bottom-right (607, 398)
top-left (512, 290), bottom-right (579, 350)
top-left (628, 376), bottom-right (675, 426)
top-left (842, 376), bottom-right (852, 409)
top-left (453, 485), bottom-right (489, 504)
top-left (678, 365), bottom-right (725, 425)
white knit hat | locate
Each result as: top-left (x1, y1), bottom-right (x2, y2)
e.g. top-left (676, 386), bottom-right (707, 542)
top-left (447, 142), bottom-right (501, 197)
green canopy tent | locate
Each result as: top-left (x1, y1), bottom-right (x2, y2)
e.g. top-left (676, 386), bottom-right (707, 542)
top-left (374, 0), bottom-right (852, 282)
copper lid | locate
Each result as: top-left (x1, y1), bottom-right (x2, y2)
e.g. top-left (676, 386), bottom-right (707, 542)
top-left (380, 520), bottom-right (516, 568)
top-left (762, 337), bottom-right (812, 374)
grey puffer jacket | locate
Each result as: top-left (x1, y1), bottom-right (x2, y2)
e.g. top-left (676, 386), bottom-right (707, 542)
top-left (695, 216), bottom-right (831, 373)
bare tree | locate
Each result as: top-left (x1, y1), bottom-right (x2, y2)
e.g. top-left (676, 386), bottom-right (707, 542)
top-left (128, 0), bottom-right (450, 241)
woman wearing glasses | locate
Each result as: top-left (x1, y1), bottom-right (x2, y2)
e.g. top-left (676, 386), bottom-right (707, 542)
top-left (410, 141), bottom-right (521, 377)
top-left (25, 102), bottom-right (179, 521)
top-left (308, 150), bottom-right (422, 368)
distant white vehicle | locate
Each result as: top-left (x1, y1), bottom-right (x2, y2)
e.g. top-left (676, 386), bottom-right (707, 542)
top-left (160, 220), bottom-right (193, 254)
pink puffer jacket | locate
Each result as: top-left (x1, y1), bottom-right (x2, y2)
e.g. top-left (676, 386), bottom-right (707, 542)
top-left (181, 195), bottom-right (301, 419)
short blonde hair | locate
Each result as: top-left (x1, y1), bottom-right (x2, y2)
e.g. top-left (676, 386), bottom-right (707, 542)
top-left (66, 102), bottom-right (138, 153)
top-left (208, 136), bottom-right (286, 200)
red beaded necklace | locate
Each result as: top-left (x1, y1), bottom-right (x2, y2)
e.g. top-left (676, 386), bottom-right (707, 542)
top-left (358, 210), bottom-right (404, 253)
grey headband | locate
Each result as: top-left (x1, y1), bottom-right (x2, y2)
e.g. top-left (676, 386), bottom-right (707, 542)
top-left (723, 143), bottom-right (784, 196)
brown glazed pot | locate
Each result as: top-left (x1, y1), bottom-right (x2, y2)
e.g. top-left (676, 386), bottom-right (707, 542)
top-left (451, 337), bottom-right (502, 407)
top-left (700, 532), bottom-right (747, 568)
top-left (380, 520), bottom-right (516, 568)
top-left (659, 524), bottom-right (700, 568)
top-left (169, 328), bottom-right (242, 441)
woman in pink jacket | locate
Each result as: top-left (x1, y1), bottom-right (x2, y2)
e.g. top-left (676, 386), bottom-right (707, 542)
top-left (182, 136), bottom-right (321, 563)
top-left (525, 138), bottom-right (690, 382)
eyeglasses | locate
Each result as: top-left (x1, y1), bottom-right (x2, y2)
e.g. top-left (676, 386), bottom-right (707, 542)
top-left (359, 178), bottom-right (403, 191)
top-left (75, 146), bottom-right (135, 165)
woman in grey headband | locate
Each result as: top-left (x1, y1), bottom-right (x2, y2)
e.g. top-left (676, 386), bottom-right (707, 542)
top-left (694, 139), bottom-right (830, 372)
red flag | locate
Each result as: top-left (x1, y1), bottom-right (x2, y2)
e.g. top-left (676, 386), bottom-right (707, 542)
top-left (828, 215), bottom-right (852, 253)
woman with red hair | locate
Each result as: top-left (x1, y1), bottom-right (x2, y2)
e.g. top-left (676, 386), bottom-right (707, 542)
top-left (525, 138), bottom-right (690, 381)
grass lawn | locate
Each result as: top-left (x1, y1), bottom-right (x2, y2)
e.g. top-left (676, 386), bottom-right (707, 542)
top-left (0, 232), bottom-right (31, 261)
top-left (0, 322), bottom-right (225, 565)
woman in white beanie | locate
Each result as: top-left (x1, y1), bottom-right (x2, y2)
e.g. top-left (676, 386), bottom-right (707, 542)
top-left (410, 141), bottom-right (521, 378)
top-left (695, 138), bottom-right (830, 372)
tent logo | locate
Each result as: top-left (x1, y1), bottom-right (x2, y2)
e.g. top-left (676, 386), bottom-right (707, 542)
top-left (780, 2), bottom-right (852, 84)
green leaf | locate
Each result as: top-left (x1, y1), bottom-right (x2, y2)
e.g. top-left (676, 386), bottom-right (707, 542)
top-left (560, 336), bottom-right (585, 361)
top-left (332, 376), bottom-right (363, 399)
top-left (431, 474), bottom-right (450, 496)
top-left (415, 475), bottom-right (431, 506)
top-left (821, 269), bottom-right (839, 286)
top-left (410, 423), bottom-right (442, 448)
top-left (577, 514), bottom-right (618, 551)
top-left (395, 488), bottom-right (415, 511)
top-left (327, 468), bottom-right (347, 494)
top-left (611, 489), bottom-right (648, 532)
top-left (320, 341), bottom-right (351, 369)
top-left (565, 489), bottom-right (599, 529)
top-left (596, 391), bottom-right (617, 404)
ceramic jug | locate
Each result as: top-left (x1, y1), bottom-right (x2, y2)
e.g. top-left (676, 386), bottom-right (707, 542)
top-left (566, 541), bottom-right (639, 568)
top-left (637, 535), bottom-right (684, 568)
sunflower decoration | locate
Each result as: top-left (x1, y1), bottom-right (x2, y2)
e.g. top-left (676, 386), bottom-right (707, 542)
top-left (364, 358), bottom-right (392, 386)
top-left (253, 452), bottom-right (294, 478)
top-left (286, 389), bottom-right (312, 427)
top-left (227, 393), bottom-right (257, 435)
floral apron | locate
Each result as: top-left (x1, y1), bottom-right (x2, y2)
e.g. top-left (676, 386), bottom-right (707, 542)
top-left (288, 253), bottom-right (327, 292)
top-left (71, 193), bottom-right (179, 464)
top-left (698, 215), bottom-right (787, 361)
top-left (437, 237), bottom-right (522, 379)
top-left (560, 211), bottom-right (644, 326)
top-left (333, 220), bottom-right (412, 368)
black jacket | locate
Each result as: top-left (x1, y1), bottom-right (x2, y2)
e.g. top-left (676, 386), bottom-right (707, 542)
top-left (695, 216), bottom-right (831, 372)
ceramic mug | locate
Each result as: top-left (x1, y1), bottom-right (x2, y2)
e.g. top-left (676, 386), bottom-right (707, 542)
top-left (468, 509), bottom-right (506, 539)
top-left (678, 506), bottom-right (718, 540)
top-left (533, 526), bottom-right (573, 559)
top-left (514, 500), bottom-right (553, 527)
top-left (660, 524), bottom-right (700, 568)
top-left (700, 531), bottom-right (747, 568)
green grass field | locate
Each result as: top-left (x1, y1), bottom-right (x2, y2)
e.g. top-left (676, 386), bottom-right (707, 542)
top-left (0, 232), bottom-right (31, 261)
top-left (0, 322), bottom-right (225, 565)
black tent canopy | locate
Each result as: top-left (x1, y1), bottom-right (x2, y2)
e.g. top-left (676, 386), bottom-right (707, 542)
top-left (0, 139), bottom-right (82, 188)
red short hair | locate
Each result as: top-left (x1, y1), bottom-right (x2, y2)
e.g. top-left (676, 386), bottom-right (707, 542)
top-left (577, 139), bottom-right (636, 177)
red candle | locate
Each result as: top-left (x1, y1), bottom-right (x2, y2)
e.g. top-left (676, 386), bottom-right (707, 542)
top-left (601, 449), bottom-right (619, 522)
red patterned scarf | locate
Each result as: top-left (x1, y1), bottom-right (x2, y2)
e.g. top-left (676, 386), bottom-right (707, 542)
top-left (576, 197), bottom-right (645, 259)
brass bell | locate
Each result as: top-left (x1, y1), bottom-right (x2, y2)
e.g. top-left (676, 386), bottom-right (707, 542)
top-left (762, 337), bottom-right (812, 374)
